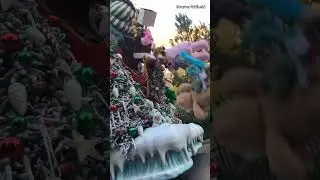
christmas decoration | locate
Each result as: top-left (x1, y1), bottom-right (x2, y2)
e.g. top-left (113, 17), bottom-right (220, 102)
top-left (164, 87), bottom-right (176, 104)
top-left (0, 1), bottom-right (108, 179)
top-left (0, 32), bottom-right (21, 51)
top-left (0, 137), bottom-right (24, 158)
top-left (109, 53), bottom-right (204, 179)
top-left (110, 123), bottom-right (204, 180)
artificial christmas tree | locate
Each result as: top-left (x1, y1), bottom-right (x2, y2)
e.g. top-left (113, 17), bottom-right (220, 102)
top-left (0, 1), bottom-right (108, 179)
top-left (110, 23), bottom-right (207, 180)
top-left (109, 52), bottom-right (206, 180)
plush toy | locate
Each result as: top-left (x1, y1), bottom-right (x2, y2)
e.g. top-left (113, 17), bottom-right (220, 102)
top-left (176, 83), bottom-right (210, 120)
top-left (132, 28), bottom-right (156, 68)
top-left (164, 40), bottom-right (209, 70)
top-left (110, 0), bottom-right (137, 36)
top-left (141, 28), bottom-right (153, 46)
top-left (213, 67), bottom-right (320, 180)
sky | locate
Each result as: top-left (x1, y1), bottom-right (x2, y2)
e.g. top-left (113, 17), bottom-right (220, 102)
top-left (132, 0), bottom-right (210, 47)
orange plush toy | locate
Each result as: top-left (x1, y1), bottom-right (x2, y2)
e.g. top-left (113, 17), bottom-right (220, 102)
top-left (176, 83), bottom-right (210, 120)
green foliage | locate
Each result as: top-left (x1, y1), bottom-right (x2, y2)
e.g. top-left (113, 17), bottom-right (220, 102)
top-left (174, 13), bottom-right (192, 32)
top-left (169, 13), bottom-right (210, 46)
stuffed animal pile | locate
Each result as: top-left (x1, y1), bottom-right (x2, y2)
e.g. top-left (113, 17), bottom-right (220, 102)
top-left (164, 40), bottom-right (210, 120)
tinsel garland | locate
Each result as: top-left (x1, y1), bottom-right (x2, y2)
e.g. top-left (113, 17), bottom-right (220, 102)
top-left (0, 2), bottom-right (108, 179)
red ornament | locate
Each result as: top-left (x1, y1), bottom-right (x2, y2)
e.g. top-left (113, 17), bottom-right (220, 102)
top-left (48, 15), bottom-right (60, 25)
top-left (110, 71), bottom-right (117, 79)
top-left (116, 129), bottom-right (125, 136)
top-left (0, 137), bottom-right (24, 158)
top-left (59, 162), bottom-right (74, 175)
top-left (0, 32), bottom-right (21, 51)
top-left (210, 163), bottom-right (217, 176)
top-left (110, 105), bottom-right (118, 111)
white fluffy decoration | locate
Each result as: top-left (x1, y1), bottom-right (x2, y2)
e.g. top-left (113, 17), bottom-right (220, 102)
top-left (110, 123), bottom-right (204, 180)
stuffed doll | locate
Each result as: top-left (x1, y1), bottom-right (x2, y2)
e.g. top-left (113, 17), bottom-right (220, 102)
top-left (176, 83), bottom-right (210, 120)
top-left (110, 0), bottom-right (137, 36)
top-left (213, 67), bottom-right (320, 180)
top-left (164, 40), bottom-right (209, 70)
top-left (132, 28), bottom-right (156, 70)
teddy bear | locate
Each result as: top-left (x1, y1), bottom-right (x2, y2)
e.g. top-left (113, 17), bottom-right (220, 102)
top-left (176, 83), bottom-right (210, 120)
top-left (212, 66), bottom-right (320, 180)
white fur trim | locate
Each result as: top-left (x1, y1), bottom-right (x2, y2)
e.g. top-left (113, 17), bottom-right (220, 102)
top-left (133, 53), bottom-right (156, 59)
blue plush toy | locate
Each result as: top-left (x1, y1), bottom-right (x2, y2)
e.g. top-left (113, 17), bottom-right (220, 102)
top-left (179, 50), bottom-right (209, 91)
top-left (245, 0), bottom-right (304, 20)
top-left (241, 0), bottom-right (310, 99)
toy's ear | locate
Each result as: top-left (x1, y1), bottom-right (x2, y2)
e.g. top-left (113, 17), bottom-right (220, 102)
top-left (177, 83), bottom-right (193, 95)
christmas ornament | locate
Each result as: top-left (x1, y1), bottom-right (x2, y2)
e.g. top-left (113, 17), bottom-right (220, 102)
top-left (210, 162), bottom-right (217, 176)
top-left (114, 77), bottom-right (121, 82)
top-left (25, 27), bottom-right (47, 46)
top-left (0, 32), bottom-right (20, 51)
top-left (110, 71), bottom-right (117, 79)
top-left (76, 110), bottom-right (95, 135)
top-left (18, 51), bottom-right (33, 65)
top-left (132, 104), bottom-right (141, 113)
top-left (165, 87), bottom-right (177, 104)
top-left (64, 79), bottom-right (83, 111)
top-left (78, 67), bottom-right (95, 85)
top-left (134, 83), bottom-right (141, 89)
top-left (127, 127), bottom-right (138, 138)
top-left (112, 86), bottom-right (119, 98)
top-left (129, 86), bottom-right (136, 95)
top-left (59, 162), bottom-right (75, 175)
top-left (59, 131), bottom-right (103, 162)
top-left (8, 82), bottom-right (28, 116)
top-left (110, 105), bottom-right (118, 112)
top-left (0, 137), bottom-right (24, 158)
top-left (47, 15), bottom-right (60, 25)
top-left (133, 95), bottom-right (141, 103)
top-left (11, 116), bottom-right (27, 131)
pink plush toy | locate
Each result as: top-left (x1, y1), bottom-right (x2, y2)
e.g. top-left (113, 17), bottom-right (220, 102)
top-left (190, 40), bottom-right (209, 52)
top-left (141, 28), bottom-right (153, 46)
top-left (164, 42), bottom-right (192, 62)
top-left (192, 49), bottom-right (210, 61)
top-left (164, 40), bottom-right (209, 70)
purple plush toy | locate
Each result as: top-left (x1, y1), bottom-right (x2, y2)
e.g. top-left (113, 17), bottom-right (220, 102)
top-left (164, 40), bottom-right (209, 70)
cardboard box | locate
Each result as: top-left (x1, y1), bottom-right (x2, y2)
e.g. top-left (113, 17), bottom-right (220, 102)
top-left (137, 8), bottom-right (157, 26)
